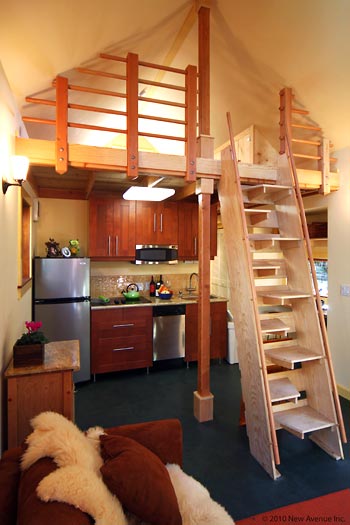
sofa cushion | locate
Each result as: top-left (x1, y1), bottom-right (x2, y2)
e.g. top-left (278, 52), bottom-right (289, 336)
top-left (0, 447), bottom-right (22, 525)
top-left (100, 434), bottom-right (182, 525)
top-left (17, 457), bottom-right (93, 525)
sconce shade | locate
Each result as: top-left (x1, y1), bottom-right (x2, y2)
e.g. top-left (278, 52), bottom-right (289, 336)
top-left (11, 155), bottom-right (30, 182)
top-left (2, 155), bottom-right (30, 195)
top-left (123, 186), bottom-right (175, 201)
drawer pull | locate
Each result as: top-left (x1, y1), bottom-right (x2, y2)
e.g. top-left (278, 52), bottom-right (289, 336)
top-left (112, 346), bottom-right (134, 352)
top-left (112, 323), bottom-right (134, 328)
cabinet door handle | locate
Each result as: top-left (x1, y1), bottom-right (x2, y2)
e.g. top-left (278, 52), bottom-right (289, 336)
top-left (115, 235), bottom-right (118, 256)
top-left (108, 235), bottom-right (111, 256)
top-left (160, 213), bottom-right (163, 232)
top-left (112, 346), bottom-right (134, 352)
top-left (153, 213), bottom-right (157, 233)
top-left (194, 236), bottom-right (197, 256)
top-left (112, 323), bottom-right (134, 328)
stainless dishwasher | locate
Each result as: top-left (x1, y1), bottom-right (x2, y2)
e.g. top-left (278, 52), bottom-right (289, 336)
top-left (153, 304), bottom-right (186, 361)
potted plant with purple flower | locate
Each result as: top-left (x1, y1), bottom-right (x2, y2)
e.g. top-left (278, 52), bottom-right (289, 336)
top-left (13, 321), bottom-right (49, 367)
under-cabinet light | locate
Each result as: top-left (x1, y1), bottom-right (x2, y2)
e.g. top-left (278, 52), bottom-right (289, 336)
top-left (123, 186), bottom-right (175, 201)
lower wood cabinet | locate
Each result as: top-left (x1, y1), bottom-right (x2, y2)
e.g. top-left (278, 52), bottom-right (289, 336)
top-left (91, 307), bottom-right (153, 375)
top-left (185, 301), bottom-right (228, 362)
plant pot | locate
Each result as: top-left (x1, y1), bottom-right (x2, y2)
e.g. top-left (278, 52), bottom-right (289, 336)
top-left (13, 343), bottom-right (45, 367)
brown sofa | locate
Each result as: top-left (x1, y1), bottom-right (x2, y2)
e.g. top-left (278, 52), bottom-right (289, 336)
top-left (0, 418), bottom-right (183, 525)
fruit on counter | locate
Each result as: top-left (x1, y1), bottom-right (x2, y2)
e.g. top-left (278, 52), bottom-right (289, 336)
top-left (98, 295), bottom-right (110, 303)
top-left (158, 284), bottom-right (172, 295)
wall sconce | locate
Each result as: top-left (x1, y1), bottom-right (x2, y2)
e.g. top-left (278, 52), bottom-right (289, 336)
top-left (2, 155), bottom-right (30, 195)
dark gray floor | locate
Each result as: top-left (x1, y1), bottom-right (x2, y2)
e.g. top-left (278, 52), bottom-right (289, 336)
top-left (75, 360), bottom-right (350, 521)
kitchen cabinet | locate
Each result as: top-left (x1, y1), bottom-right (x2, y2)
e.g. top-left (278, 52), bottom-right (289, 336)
top-left (89, 196), bottom-right (136, 259)
top-left (5, 340), bottom-right (79, 448)
top-left (184, 301), bottom-right (227, 362)
top-left (135, 201), bottom-right (178, 245)
top-left (178, 202), bottom-right (218, 260)
top-left (91, 307), bottom-right (153, 375)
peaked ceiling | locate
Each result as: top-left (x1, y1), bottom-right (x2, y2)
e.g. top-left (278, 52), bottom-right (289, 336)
top-left (2, 0), bottom-right (350, 156)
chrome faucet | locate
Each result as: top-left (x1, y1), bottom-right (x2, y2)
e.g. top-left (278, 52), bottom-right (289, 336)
top-left (187, 272), bottom-right (199, 293)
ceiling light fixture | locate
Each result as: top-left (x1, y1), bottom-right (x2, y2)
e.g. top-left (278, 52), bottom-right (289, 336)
top-left (123, 186), bottom-right (175, 202)
top-left (2, 155), bottom-right (30, 195)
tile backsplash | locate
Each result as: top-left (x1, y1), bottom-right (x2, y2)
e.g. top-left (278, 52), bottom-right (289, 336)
top-left (91, 273), bottom-right (196, 298)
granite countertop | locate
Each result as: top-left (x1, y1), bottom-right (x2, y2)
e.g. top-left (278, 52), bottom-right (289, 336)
top-left (5, 340), bottom-right (80, 377)
top-left (91, 295), bottom-right (228, 309)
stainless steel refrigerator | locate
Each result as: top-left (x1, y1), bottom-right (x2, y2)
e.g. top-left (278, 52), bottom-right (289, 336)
top-left (33, 257), bottom-right (91, 383)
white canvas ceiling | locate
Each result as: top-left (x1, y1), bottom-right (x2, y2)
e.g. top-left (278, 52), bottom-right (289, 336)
top-left (1, 0), bottom-right (350, 153)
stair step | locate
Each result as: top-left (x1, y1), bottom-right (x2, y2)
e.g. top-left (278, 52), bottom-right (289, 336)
top-left (244, 208), bottom-right (273, 224)
top-left (249, 234), bottom-right (301, 250)
top-left (252, 260), bottom-right (282, 270)
top-left (274, 406), bottom-right (336, 438)
top-left (260, 318), bottom-right (291, 334)
top-left (257, 288), bottom-right (311, 305)
top-left (269, 377), bottom-right (300, 403)
top-left (245, 184), bottom-right (292, 203)
top-left (255, 276), bottom-right (287, 287)
top-left (265, 345), bottom-right (323, 369)
top-left (249, 234), bottom-right (300, 242)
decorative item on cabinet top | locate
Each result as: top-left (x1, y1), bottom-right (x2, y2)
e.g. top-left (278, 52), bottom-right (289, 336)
top-left (13, 321), bottom-right (49, 367)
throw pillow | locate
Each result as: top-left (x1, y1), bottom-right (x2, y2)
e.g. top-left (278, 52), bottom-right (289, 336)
top-left (100, 434), bottom-right (182, 525)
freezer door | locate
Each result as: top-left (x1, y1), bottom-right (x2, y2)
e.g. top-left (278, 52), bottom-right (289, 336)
top-left (34, 300), bottom-right (90, 383)
top-left (34, 258), bottom-right (90, 299)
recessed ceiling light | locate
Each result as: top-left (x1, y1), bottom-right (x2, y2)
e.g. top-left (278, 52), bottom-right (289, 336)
top-left (123, 186), bottom-right (175, 201)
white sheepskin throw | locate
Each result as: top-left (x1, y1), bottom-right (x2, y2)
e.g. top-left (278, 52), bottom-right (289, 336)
top-left (21, 411), bottom-right (103, 474)
top-left (21, 411), bottom-right (234, 525)
top-left (167, 464), bottom-right (235, 525)
top-left (37, 465), bottom-right (127, 525)
top-left (21, 411), bottom-right (128, 525)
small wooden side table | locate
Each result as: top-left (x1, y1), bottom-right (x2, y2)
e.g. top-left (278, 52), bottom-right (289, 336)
top-left (4, 340), bottom-right (80, 449)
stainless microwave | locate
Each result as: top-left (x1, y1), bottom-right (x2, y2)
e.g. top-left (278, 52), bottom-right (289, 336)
top-left (135, 244), bottom-right (178, 264)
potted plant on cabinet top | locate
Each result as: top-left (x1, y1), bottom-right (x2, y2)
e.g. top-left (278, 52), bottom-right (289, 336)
top-left (13, 321), bottom-right (49, 367)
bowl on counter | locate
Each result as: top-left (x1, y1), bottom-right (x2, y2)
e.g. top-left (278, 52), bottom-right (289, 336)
top-left (159, 292), bottom-right (173, 300)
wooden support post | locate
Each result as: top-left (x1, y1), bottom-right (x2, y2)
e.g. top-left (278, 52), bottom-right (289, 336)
top-left (319, 138), bottom-right (330, 195)
top-left (55, 76), bottom-right (68, 175)
top-left (197, 135), bottom-right (214, 158)
top-left (194, 177), bottom-right (214, 422)
top-left (279, 88), bottom-right (293, 155)
top-left (198, 6), bottom-right (210, 136)
top-left (127, 52), bottom-right (139, 180)
top-left (185, 64), bottom-right (197, 182)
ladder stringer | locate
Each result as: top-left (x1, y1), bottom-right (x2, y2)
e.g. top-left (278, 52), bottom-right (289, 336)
top-left (218, 116), bottom-right (281, 480)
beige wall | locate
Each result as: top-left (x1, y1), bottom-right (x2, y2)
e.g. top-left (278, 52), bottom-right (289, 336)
top-left (304, 150), bottom-right (350, 399)
top-left (0, 64), bottom-right (32, 451)
top-left (34, 198), bottom-right (89, 257)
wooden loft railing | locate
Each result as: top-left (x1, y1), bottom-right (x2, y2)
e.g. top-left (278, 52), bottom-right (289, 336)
top-left (22, 52), bottom-right (198, 182)
top-left (279, 87), bottom-right (337, 195)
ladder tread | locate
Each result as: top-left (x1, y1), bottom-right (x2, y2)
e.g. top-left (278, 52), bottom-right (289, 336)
top-left (257, 288), bottom-right (311, 299)
top-left (246, 184), bottom-right (292, 193)
top-left (265, 345), bottom-right (323, 369)
top-left (244, 208), bottom-right (273, 214)
top-left (249, 234), bottom-right (300, 241)
top-left (274, 406), bottom-right (336, 438)
top-left (252, 260), bottom-right (282, 270)
top-left (260, 318), bottom-right (290, 333)
top-left (269, 377), bottom-right (300, 403)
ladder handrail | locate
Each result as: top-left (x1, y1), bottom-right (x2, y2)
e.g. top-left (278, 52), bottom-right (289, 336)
top-left (226, 112), bottom-right (281, 465)
top-left (282, 93), bottom-right (347, 443)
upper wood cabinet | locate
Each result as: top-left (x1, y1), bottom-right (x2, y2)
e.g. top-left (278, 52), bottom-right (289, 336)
top-left (89, 196), bottom-right (136, 259)
top-left (178, 201), bottom-right (218, 260)
top-left (135, 201), bottom-right (178, 245)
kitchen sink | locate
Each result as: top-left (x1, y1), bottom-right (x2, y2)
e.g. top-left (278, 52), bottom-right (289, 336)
top-left (180, 294), bottom-right (217, 300)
